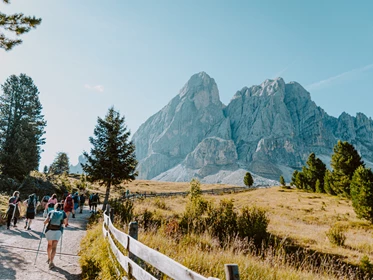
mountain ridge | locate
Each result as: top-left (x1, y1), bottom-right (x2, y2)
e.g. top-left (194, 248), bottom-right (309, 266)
top-left (133, 72), bottom-right (373, 186)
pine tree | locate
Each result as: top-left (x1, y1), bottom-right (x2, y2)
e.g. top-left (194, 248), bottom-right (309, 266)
top-left (303, 153), bottom-right (326, 192)
top-left (290, 170), bottom-right (298, 186)
top-left (350, 166), bottom-right (373, 223)
top-left (82, 107), bottom-right (138, 210)
top-left (243, 172), bottom-right (254, 188)
top-left (324, 170), bottom-right (335, 195)
top-left (331, 141), bottom-right (364, 197)
top-left (49, 152), bottom-right (70, 175)
top-left (0, 74), bottom-right (46, 180)
top-left (43, 165), bottom-right (48, 175)
top-left (279, 175), bottom-right (286, 187)
top-left (0, 0), bottom-right (42, 51)
top-left (315, 179), bottom-right (323, 193)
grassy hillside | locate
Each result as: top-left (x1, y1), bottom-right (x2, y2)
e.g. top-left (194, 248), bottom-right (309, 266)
top-left (103, 182), bottom-right (372, 279)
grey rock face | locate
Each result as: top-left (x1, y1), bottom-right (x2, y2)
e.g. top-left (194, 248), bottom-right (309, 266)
top-left (132, 72), bottom-right (228, 179)
top-left (133, 72), bottom-right (373, 184)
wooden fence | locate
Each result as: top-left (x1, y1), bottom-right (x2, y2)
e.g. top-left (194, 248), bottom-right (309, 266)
top-left (124, 185), bottom-right (262, 200)
top-left (103, 206), bottom-right (240, 280)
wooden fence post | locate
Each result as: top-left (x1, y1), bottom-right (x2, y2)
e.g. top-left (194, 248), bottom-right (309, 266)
top-left (128, 221), bottom-right (138, 261)
top-left (110, 206), bottom-right (115, 223)
top-left (225, 264), bottom-right (240, 280)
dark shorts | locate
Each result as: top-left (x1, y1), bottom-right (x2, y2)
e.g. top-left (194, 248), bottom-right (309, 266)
top-left (26, 212), bottom-right (35, 219)
top-left (64, 207), bottom-right (72, 213)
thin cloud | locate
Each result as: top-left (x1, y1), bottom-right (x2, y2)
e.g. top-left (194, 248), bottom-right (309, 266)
top-left (273, 59), bottom-right (297, 79)
top-left (307, 63), bottom-right (373, 90)
top-left (84, 84), bottom-right (104, 93)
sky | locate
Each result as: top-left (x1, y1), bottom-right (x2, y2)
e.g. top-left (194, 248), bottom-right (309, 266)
top-left (1, 0), bottom-right (373, 169)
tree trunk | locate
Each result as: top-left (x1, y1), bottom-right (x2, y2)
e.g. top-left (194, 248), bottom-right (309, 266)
top-left (102, 180), bottom-right (111, 211)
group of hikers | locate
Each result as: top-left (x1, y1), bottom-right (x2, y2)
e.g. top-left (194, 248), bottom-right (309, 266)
top-left (5, 190), bottom-right (100, 269)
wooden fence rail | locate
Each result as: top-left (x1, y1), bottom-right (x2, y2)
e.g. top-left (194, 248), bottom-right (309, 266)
top-left (103, 206), bottom-right (239, 280)
top-left (123, 185), bottom-right (265, 200)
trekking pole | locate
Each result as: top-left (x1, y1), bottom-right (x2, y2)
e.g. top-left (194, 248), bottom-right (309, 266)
top-left (34, 224), bottom-right (46, 265)
top-left (60, 228), bottom-right (63, 259)
top-left (10, 203), bottom-right (17, 226)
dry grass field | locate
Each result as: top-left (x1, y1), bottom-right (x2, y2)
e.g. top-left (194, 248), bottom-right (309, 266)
top-left (124, 182), bottom-right (373, 268)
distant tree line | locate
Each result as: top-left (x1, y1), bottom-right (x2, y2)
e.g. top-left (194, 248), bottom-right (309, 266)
top-left (290, 140), bottom-right (373, 223)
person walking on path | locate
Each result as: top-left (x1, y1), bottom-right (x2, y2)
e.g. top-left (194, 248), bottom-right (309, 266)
top-left (79, 193), bottom-right (86, 213)
top-left (91, 193), bottom-right (99, 213)
top-left (44, 203), bottom-right (67, 269)
top-left (24, 193), bottom-right (38, 230)
top-left (63, 193), bottom-right (73, 225)
top-left (6, 191), bottom-right (22, 230)
top-left (72, 192), bottom-right (80, 218)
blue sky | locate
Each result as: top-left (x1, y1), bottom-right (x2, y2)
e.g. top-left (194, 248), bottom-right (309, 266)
top-left (1, 0), bottom-right (372, 169)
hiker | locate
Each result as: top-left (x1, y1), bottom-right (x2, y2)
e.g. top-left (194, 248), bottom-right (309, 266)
top-left (63, 193), bottom-right (73, 225)
top-left (91, 193), bottom-right (99, 213)
top-left (44, 203), bottom-right (67, 269)
top-left (72, 192), bottom-right (80, 218)
top-left (24, 193), bottom-right (38, 230)
top-left (62, 191), bottom-right (68, 202)
top-left (41, 195), bottom-right (50, 212)
top-left (6, 191), bottom-right (21, 229)
top-left (45, 194), bottom-right (58, 217)
top-left (79, 193), bottom-right (86, 213)
top-left (88, 193), bottom-right (93, 212)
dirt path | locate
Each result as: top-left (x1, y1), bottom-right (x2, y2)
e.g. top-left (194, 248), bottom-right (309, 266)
top-left (0, 206), bottom-right (91, 280)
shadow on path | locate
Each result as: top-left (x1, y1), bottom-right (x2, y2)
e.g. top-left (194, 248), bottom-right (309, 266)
top-left (52, 266), bottom-right (81, 280)
top-left (0, 247), bottom-right (23, 280)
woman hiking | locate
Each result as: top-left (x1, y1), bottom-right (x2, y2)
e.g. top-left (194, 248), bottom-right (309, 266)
top-left (63, 193), bottom-right (73, 226)
top-left (6, 191), bottom-right (21, 230)
top-left (24, 193), bottom-right (39, 230)
top-left (44, 203), bottom-right (67, 269)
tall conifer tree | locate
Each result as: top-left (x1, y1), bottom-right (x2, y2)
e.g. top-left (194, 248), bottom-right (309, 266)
top-left (82, 107), bottom-right (137, 210)
top-left (0, 74), bottom-right (46, 180)
top-left (49, 152), bottom-right (70, 175)
top-left (330, 141), bottom-right (364, 197)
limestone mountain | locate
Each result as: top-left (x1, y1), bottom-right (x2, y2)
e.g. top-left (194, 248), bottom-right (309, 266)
top-left (132, 72), bottom-right (373, 186)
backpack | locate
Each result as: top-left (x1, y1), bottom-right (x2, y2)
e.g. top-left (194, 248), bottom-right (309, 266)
top-left (27, 195), bottom-right (36, 213)
top-left (47, 210), bottom-right (64, 230)
top-left (80, 194), bottom-right (86, 203)
top-left (91, 194), bottom-right (98, 203)
top-left (66, 196), bottom-right (73, 208)
top-left (73, 195), bottom-right (79, 203)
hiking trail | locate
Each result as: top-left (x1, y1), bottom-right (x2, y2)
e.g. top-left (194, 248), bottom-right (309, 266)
top-left (0, 206), bottom-right (91, 280)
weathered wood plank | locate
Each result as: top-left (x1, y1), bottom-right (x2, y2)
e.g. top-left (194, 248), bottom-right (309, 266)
top-left (128, 236), bottom-right (208, 280)
top-left (107, 231), bottom-right (157, 280)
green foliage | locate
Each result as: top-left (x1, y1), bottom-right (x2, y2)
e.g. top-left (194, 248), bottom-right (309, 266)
top-left (79, 223), bottom-right (119, 280)
top-left (49, 152), bottom-right (70, 175)
top-left (315, 179), bottom-right (323, 193)
top-left (330, 140), bottom-right (364, 197)
top-left (0, 74), bottom-right (46, 180)
top-left (279, 175), bottom-right (285, 187)
top-left (0, 1), bottom-right (42, 51)
top-left (294, 171), bottom-right (306, 189)
top-left (43, 165), bottom-right (48, 175)
top-left (110, 199), bottom-right (134, 225)
top-left (243, 172), bottom-right (254, 187)
top-left (323, 170), bottom-right (335, 195)
top-left (205, 199), bottom-right (237, 244)
top-left (301, 153), bottom-right (326, 192)
top-left (189, 178), bottom-right (202, 200)
top-left (82, 107), bottom-right (138, 210)
top-left (237, 206), bottom-right (269, 246)
top-left (350, 166), bottom-right (373, 223)
top-left (360, 255), bottom-right (373, 278)
top-left (136, 209), bottom-right (161, 231)
top-left (326, 224), bottom-right (346, 246)
top-left (180, 179), bottom-right (208, 234)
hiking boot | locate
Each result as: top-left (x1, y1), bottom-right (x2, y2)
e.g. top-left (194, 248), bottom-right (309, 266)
top-left (49, 262), bottom-right (55, 269)
top-left (24, 221), bottom-right (28, 229)
top-left (46, 259), bottom-right (50, 264)
top-left (13, 224), bottom-right (17, 227)
top-left (27, 227), bottom-right (31, 230)
top-left (72, 214), bottom-right (75, 218)
top-left (6, 227), bottom-right (10, 230)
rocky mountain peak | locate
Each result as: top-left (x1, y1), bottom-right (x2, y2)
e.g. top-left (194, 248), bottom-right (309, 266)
top-left (178, 72), bottom-right (221, 108)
